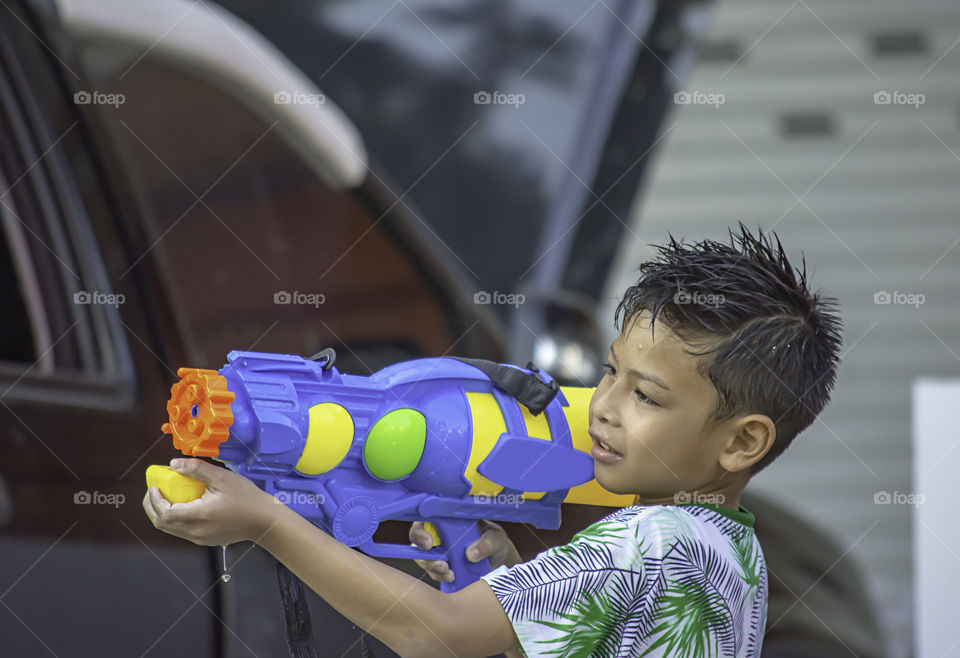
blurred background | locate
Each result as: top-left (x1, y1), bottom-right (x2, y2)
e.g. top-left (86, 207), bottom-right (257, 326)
top-left (0, 0), bottom-right (957, 656)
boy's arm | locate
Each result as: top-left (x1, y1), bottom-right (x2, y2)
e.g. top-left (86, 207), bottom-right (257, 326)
top-left (258, 502), bottom-right (523, 657)
top-left (143, 459), bottom-right (521, 658)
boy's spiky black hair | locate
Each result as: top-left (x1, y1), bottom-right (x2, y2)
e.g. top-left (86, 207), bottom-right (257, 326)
top-left (614, 222), bottom-right (843, 474)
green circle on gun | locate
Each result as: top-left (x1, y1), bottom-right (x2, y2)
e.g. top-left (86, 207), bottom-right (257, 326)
top-left (363, 409), bottom-right (426, 480)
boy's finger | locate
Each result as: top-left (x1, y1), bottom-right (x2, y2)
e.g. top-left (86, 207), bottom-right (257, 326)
top-left (150, 486), bottom-right (172, 515)
top-left (415, 558), bottom-right (449, 573)
top-left (410, 523), bottom-right (437, 549)
top-left (142, 490), bottom-right (159, 526)
top-left (412, 560), bottom-right (450, 583)
top-left (423, 565), bottom-right (453, 582)
top-left (410, 530), bottom-right (431, 549)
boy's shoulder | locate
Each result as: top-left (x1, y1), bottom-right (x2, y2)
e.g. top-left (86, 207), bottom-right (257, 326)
top-left (544, 502), bottom-right (762, 577)
top-left (590, 502), bottom-right (758, 544)
top-left (483, 502), bottom-right (763, 592)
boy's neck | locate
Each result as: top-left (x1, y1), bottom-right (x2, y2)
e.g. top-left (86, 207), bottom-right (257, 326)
top-left (634, 487), bottom-right (743, 511)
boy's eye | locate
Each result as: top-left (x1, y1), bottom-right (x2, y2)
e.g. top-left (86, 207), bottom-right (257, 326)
top-left (600, 361), bottom-right (659, 406)
top-left (634, 388), bottom-right (657, 406)
top-left (601, 362), bottom-right (658, 406)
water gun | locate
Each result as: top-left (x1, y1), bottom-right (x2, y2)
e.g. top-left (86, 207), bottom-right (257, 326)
top-left (146, 349), bottom-right (636, 593)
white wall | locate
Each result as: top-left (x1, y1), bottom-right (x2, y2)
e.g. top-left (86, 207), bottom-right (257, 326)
top-left (914, 379), bottom-right (960, 658)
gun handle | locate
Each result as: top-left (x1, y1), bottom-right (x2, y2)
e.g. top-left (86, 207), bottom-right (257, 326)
top-left (432, 518), bottom-right (491, 593)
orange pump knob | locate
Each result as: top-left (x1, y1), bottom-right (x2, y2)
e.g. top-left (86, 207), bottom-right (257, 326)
top-left (161, 367), bottom-right (235, 457)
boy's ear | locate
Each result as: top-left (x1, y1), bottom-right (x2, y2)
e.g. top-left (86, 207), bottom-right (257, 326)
top-left (718, 414), bottom-right (776, 473)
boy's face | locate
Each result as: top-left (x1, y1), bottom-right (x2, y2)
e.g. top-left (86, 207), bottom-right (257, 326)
top-left (588, 311), bottom-right (737, 502)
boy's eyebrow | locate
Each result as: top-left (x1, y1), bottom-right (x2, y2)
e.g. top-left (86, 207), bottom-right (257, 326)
top-left (609, 345), bottom-right (671, 391)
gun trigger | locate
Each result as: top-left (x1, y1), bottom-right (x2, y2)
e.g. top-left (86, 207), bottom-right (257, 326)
top-left (422, 522), bottom-right (441, 548)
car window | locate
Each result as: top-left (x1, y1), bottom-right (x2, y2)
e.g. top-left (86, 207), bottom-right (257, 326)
top-left (0, 5), bottom-right (134, 407)
top-left (0, 188), bottom-right (47, 369)
top-left (77, 52), bottom-right (460, 371)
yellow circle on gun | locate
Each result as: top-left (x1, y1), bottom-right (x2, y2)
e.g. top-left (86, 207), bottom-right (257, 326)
top-left (296, 402), bottom-right (355, 475)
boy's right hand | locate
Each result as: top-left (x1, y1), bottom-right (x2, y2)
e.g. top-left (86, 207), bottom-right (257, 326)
top-left (409, 519), bottom-right (521, 583)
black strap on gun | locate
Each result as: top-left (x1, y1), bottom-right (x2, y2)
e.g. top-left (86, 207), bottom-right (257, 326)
top-left (451, 357), bottom-right (560, 415)
top-left (275, 350), bottom-right (559, 657)
top-left (276, 561), bottom-right (319, 658)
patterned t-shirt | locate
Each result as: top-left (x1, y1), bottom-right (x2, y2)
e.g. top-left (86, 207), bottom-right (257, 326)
top-left (480, 503), bottom-right (767, 658)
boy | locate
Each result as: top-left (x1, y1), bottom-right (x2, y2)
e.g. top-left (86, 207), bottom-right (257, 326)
top-left (144, 225), bottom-right (842, 657)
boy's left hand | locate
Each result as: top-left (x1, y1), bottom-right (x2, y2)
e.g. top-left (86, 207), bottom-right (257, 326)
top-left (142, 459), bottom-right (276, 546)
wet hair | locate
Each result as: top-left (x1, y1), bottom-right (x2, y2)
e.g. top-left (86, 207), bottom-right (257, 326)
top-left (614, 223), bottom-right (843, 474)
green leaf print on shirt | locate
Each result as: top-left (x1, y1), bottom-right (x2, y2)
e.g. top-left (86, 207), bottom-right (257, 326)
top-left (640, 536), bottom-right (744, 657)
top-left (731, 532), bottom-right (763, 589)
top-left (530, 588), bottom-right (622, 658)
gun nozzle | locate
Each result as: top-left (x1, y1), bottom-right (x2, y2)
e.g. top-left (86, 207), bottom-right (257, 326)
top-left (161, 368), bottom-right (235, 457)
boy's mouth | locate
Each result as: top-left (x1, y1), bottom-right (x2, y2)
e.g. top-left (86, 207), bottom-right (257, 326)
top-left (589, 429), bottom-right (623, 459)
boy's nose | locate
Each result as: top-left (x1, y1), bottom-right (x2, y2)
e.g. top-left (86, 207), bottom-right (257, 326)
top-left (590, 390), bottom-right (620, 427)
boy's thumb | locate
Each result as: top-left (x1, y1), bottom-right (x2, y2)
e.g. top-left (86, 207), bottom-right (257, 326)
top-left (171, 458), bottom-right (217, 485)
top-left (466, 542), bottom-right (483, 561)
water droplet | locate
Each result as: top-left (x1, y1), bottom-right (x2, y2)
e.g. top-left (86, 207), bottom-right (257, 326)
top-left (219, 545), bottom-right (232, 584)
